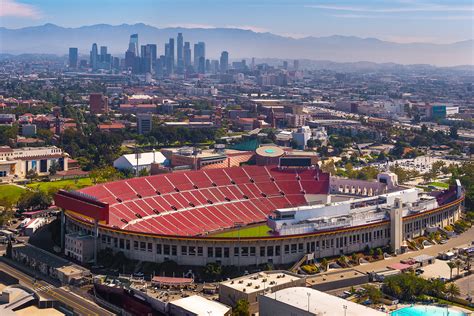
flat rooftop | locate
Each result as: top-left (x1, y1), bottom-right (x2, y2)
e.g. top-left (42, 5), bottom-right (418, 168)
top-left (307, 269), bottom-right (366, 286)
top-left (220, 271), bottom-right (303, 294)
top-left (265, 287), bottom-right (385, 316)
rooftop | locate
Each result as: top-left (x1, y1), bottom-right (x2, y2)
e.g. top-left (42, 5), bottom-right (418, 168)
top-left (170, 295), bottom-right (230, 315)
top-left (220, 271), bottom-right (303, 294)
top-left (264, 287), bottom-right (385, 316)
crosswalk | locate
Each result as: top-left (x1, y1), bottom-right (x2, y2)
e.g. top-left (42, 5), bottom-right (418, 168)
top-left (33, 284), bottom-right (54, 293)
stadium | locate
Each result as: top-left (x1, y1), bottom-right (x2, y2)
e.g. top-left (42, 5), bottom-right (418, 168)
top-left (54, 164), bottom-right (464, 267)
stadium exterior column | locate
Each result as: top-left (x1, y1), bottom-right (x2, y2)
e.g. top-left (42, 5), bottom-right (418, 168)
top-left (94, 219), bottom-right (99, 264)
top-left (60, 210), bottom-right (65, 253)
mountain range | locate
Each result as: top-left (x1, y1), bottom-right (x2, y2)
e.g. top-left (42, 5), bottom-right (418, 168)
top-left (0, 23), bottom-right (472, 66)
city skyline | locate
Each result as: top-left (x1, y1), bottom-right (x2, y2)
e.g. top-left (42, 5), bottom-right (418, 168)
top-left (1, 0), bottom-right (473, 44)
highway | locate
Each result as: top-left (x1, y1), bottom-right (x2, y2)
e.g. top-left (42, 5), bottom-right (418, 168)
top-left (0, 261), bottom-right (115, 316)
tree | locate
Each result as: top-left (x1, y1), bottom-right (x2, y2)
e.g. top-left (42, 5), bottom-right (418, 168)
top-left (428, 278), bottom-right (446, 298)
top-left (204, 262), bottom-right (222, 281)
top-left (447, 261), bottom-right (456, 280)
top-left (26, 169), bottom-right (38, 180)
top-left (320, 258), bottom-right (328, 271)
top-left (449, 126), bottom-right (458, 139)
top-left (17, 190), bottom-right (52, 211)
top-left (376, 248), bottom-right (383, 258)
top-left (232, 299), bottom-right (250, 316)
top-left (90, 166), bottom-right (122, 184)
top-left (445, 283), bottom-right (460, 300)
top-left (454, 260), bottom-right (462, 276)
top-left (49, 160), bottom-right (60, 176)
top-left (362, 284), bottom-right (382, 303)
top-left (138, 168), bottom-right (149, 177)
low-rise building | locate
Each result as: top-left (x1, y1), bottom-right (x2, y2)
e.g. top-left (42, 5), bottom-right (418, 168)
top-left (259, 287), bottom-right (385, 316)
top-left (219, 271), bottom-right (305, 314)
top-left (65, 232), bottom-right (95, 263)
top-left (0, 146), bottom-right (68, 182)
top-left (113, 151), bottom-right (166, 173)
top-left (169, 295), bottom-right (231, 316)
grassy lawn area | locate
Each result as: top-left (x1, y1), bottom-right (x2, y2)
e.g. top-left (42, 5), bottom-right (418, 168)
top-left (428, 182), bottom-right (449, 189)
top-left (211, 224), bottom-right (272, 238)
top-left (26, 177), bottom-right (93, 193)
top-left (0, 185), bottom-right (26, 204)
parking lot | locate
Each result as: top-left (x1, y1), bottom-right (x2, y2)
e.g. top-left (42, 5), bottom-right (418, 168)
top-left (455, 274), bottom-right (473, 300)
top-left (420, 259), bottom-right (454, 280)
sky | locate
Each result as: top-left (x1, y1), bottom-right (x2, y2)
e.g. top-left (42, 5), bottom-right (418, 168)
top-left (0, 0), bottom-right (473, 43)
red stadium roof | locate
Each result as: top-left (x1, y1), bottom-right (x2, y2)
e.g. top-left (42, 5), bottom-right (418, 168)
top-left (56, 166), bottom-right (330, 237)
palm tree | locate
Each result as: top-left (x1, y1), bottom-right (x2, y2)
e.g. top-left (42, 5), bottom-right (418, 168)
top-left (320, 258), bottom-right (328, 271)
top-left (445, 283), bottom-right (461, 300)
top-left (447, 261), bottom-right (456, 280)
top-left (339, 255), bottom-right (347, 267)
top-left (429, 279), bottom-right (446, 298)
top-left (454, 260), bottom-right (462, 276)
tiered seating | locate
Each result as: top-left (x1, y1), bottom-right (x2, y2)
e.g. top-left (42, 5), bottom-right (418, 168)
top-left (203, 169), bottom-right (231, 186)
top-left (223, 168), bottom-right (249, 184)
top-left (165, 173), bottom-right (195, 191)
top-left (126, 178), bottom-right (156, 198)
top-left (185, 170), bottom-right (213, 189)
top-left (79, 166), bottom-right (331, 236)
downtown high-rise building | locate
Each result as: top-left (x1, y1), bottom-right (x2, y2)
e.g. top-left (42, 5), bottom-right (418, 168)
top-left (90, 43), bottom-right (98, 70)
top-left (220, 51), bottom-right (229, 73)
top-left (128, 34), bottom-right (139, 57)
top-left (193, 42), bottom-right (205, 73)
top-left (183, 41), bottom-right (192, 71)
top-left (165, 38), bottom-right (175, 74)
top-left (176, 33), bottom-right (184, 74)
top-left (68, 47), bottom-right (78, 69)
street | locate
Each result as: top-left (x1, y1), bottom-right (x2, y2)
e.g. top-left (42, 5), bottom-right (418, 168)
top-left (0, 261), bottom-right (114, 316)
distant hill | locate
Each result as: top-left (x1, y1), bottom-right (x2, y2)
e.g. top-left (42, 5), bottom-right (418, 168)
top-left (0, 23), bottom-right (472, 66)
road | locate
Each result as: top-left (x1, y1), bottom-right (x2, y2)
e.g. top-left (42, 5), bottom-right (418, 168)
top-left (356, 226), bottom-right (474, 273)
top-left (0, 261), bottom-right (114, 316)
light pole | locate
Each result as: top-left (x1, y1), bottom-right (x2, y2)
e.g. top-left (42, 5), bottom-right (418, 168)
top-left (343, 304), bottom-right (347, 316)
top-left (307, 292), bottom-right (311, 312)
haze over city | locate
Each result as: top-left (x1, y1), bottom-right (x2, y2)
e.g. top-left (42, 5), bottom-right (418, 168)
top-left (0, 1), bottom-right (473, 316)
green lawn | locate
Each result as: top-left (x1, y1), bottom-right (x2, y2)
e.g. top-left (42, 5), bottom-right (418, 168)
top-left (211, 224), bottom-right (272, 238)
top-left (428, 182), bottom-right (449, 189)
top-left (0, 185), bottom-right (26, 204)
top-left (26, 177), bottom-right (93, 193)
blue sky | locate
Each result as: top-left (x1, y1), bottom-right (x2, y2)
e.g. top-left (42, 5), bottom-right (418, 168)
top-left (1, 0), bottom-right (473, 43)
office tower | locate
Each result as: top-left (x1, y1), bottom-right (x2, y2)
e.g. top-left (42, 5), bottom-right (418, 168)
top-left (164, 43), bottom-right (170, 74)
top-left (168, 38), bottom-right (175, 74)
top-left (283, 61), bottom-right (288, 70)
top-left (68, 48), bottom-right (78, 69)
top-left (220, 51), bottom-right (229, 73)
top-left (198, 56), bottom-right (205, 74)
top-left (157, 55), bottom-right (166, 77)
top-left (293, 59), bottom-right (299, 70)
top-left (141, 44), bottom-right (154, 73)
top-left (113, 57), bottom-right (120, 70)
top-left (128, 34), bottom-right (139, 57)
top-left (90, 93), bottom-right (108, 115)
top-left (177, 33), bottom-right (184, 74)
top-left (205, 59), bottom-right (211, 73)
top-left (100, 46), bottom-right (107, 59)
top-left (90, 43), bottom-right (98, 70)
top-left (211, 60), bottom-right (219, 73)
top-left (251, 57), bottom-right (255, 70)
top-left (193, 42), bottom-right (205, 70)
top-left (137, 114), bottom-right (153, 135)
top-left (183, 42), bottom-right (192, 71)
top-left (125, 51), bottom-right (135, 70)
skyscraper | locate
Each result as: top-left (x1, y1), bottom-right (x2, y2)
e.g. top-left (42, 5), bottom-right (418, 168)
top-left (193, 42), bottom-right (205, 71)
top-left (90, 43), bottom-right (98, 70)
top-left (183, 42), bottom-right (192, 71)
top-left (220, 51), bottom-right (229, 73)
top-left (165, 38), bottom-right (175, 75)
top-left (177, 33), bottom-right (184, 74)
top-left (68, 48), bottom-right (78, 69)
top-left (128, 34), bottom-right (139, 57)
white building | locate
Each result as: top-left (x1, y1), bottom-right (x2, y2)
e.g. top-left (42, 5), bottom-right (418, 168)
top-left (169, 295), bottom-right (231, 316)
top-left (65, 232), bottom-right (95, 263)
top-left (292, 126), bottom-right (312, 149)
top-left (113, 151), bottom-right (166, 173)
top-left (0, 146), bottom-right (68, 182)
top-left (259, 287), bottom-right (385, 316)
